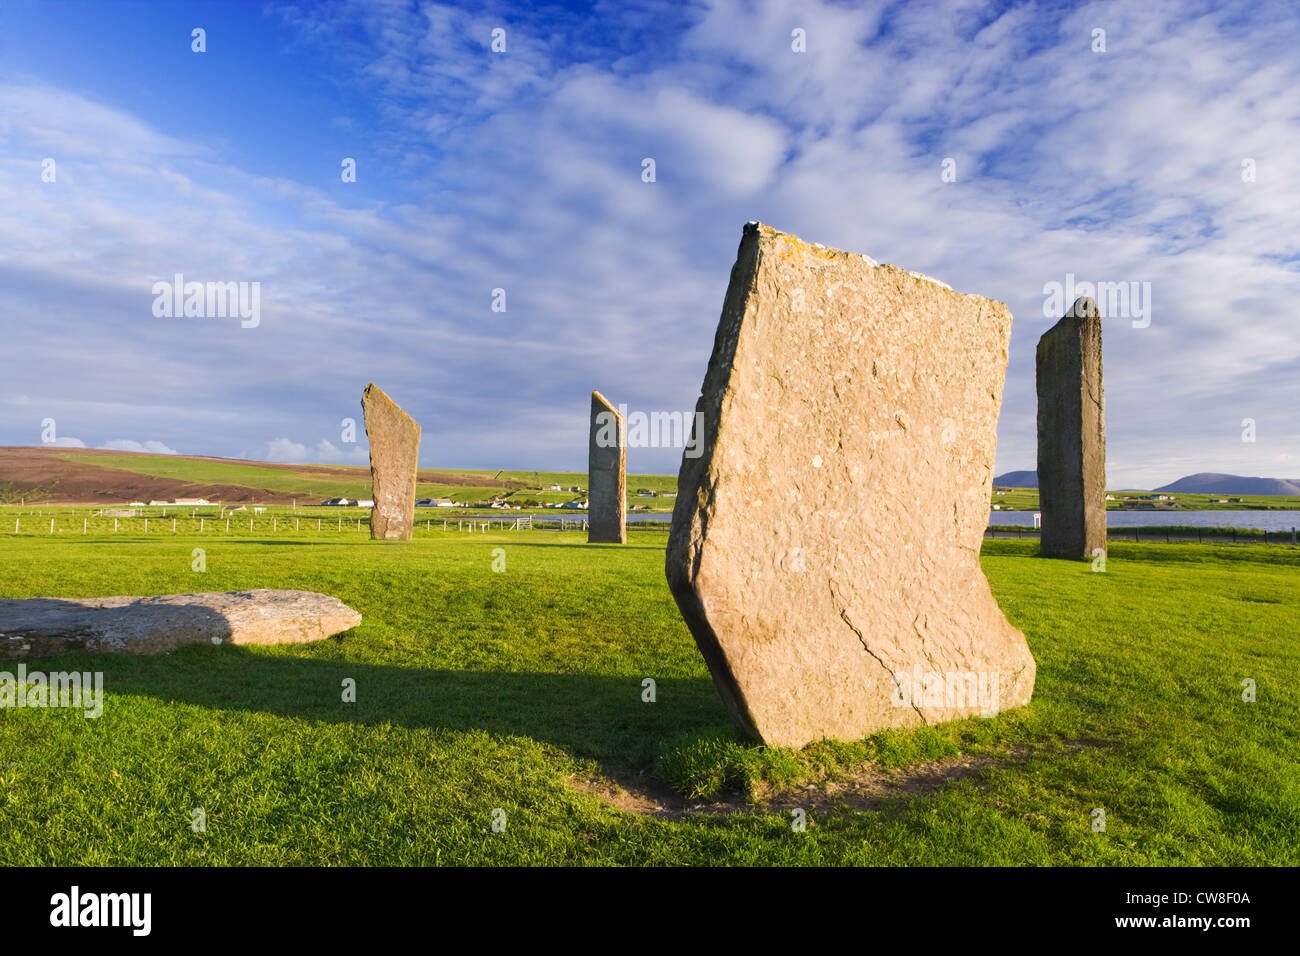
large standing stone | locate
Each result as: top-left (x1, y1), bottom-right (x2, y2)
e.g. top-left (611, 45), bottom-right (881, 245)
top-left (1036, 298), bottom-right (1106, 559)
top-left (588, 391), bottom-right (626, 544)
top-left (665, 222), bottom-right (1035, 748)
top-left (0, 590), bottom-right (361, 660)
top-left (362, 383), bottom-right (421, 541)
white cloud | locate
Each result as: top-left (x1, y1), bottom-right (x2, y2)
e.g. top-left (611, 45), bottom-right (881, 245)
top-left (46, 436), bottom-right (85, 448)
top-left (264, 438), bottom-right (368, 465)
top-left (100, 439), bottom-right (178, 455)
top-left (264, 438), bottom-right (309, 463)
top-left (314, 439), bottom-right (368, 464)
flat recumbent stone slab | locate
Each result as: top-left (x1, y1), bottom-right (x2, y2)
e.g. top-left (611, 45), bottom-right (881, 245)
top-left (0, 589), bottom-right (362, 660)
top-left (665, 222), bottom-right (1036, 748)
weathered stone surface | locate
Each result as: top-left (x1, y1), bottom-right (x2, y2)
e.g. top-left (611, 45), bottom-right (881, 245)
top-left (362, 383), bottom-right (421, 541)
top-left (0, 589), bottom-right (361, 660)
top-left (665, 222), bottom-right (1035, 748)
top-left (1036, 297), bottom-right (1106, 559)
top-left (588, 390), bottom-right (626, 544)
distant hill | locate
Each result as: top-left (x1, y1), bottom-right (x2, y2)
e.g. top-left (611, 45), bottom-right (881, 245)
top-left (0, 446), bottom-right (677, 506)
top-left (1154, 473), bottom-right (1300, 496)
top-left (0, 446), bottom-right (518, 504)
top-left (993, 470), bottom-right (1037, 488)
top-left (994, 469), bottom-right (1300, 495)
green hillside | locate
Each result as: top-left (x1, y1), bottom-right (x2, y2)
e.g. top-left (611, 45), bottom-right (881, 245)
top-left (12, 450), bottom-right (678, 508)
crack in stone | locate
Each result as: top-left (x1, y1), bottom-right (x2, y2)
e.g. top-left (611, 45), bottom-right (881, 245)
top-left (838, 605), bottom-right (927, 725)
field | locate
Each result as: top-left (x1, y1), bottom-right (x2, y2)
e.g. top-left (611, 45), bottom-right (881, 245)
top-left (9, 449), bottom-right (1295, 517)
top-left (0, 448), bottom-right (681, 511)
top-left (993, 485), bottom-right (1300, 512)
top-left (1, 517), bottom-right (1296, 866)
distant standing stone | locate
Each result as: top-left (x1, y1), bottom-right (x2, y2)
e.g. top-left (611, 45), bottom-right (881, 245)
top-left (1036, 298), bottom-right (1106, 559)
top-left (665, 222), bottom-right (1035, 748)
top-left (588, 390), bottom-right (626, 544)
top-left (362, 383), bottom-right (421, 541)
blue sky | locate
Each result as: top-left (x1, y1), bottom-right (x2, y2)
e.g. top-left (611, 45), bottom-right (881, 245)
top-left (2, 0), bottom-right (1297, 487)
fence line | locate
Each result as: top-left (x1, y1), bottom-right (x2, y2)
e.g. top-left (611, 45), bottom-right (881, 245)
top-left (8, 509), bottom-right (1299, 546)
top-left (7, 512), bottom-right (594, 537)
top-left (986, 526), bottom-right (1300, 545)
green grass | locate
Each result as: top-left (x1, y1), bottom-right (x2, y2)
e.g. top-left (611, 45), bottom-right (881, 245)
top-left (0, 524), bottom-right (1296, 865)
top-left (497, 471), bottom-right (679, 511)
top-left (990, 487), bottom-right (1041, 511)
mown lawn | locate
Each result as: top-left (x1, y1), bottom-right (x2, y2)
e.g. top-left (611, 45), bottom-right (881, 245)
top-left (0, 528), bottom-right (1295, 865)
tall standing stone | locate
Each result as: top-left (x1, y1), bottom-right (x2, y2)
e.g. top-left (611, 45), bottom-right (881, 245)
top-left (665, 222), bottom-right (1035, 748)
top-left (588, 391), bottom-right (626, 544)
top-left (362, 383), bottom-right (421, 541)
top-left (1036, 298), bottom-right (1106, 559)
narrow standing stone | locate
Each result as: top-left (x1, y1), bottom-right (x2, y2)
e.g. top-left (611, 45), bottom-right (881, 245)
top-left (588, 390), bottom-right (626, 544)
top-left (362, 383), bottom-right (421, 541)
top-left (1036, 297), bottom-right (1106, 559)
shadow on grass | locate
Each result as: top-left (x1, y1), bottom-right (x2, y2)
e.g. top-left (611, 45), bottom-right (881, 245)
top-left (91, 645), bottom-right (728, 775)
